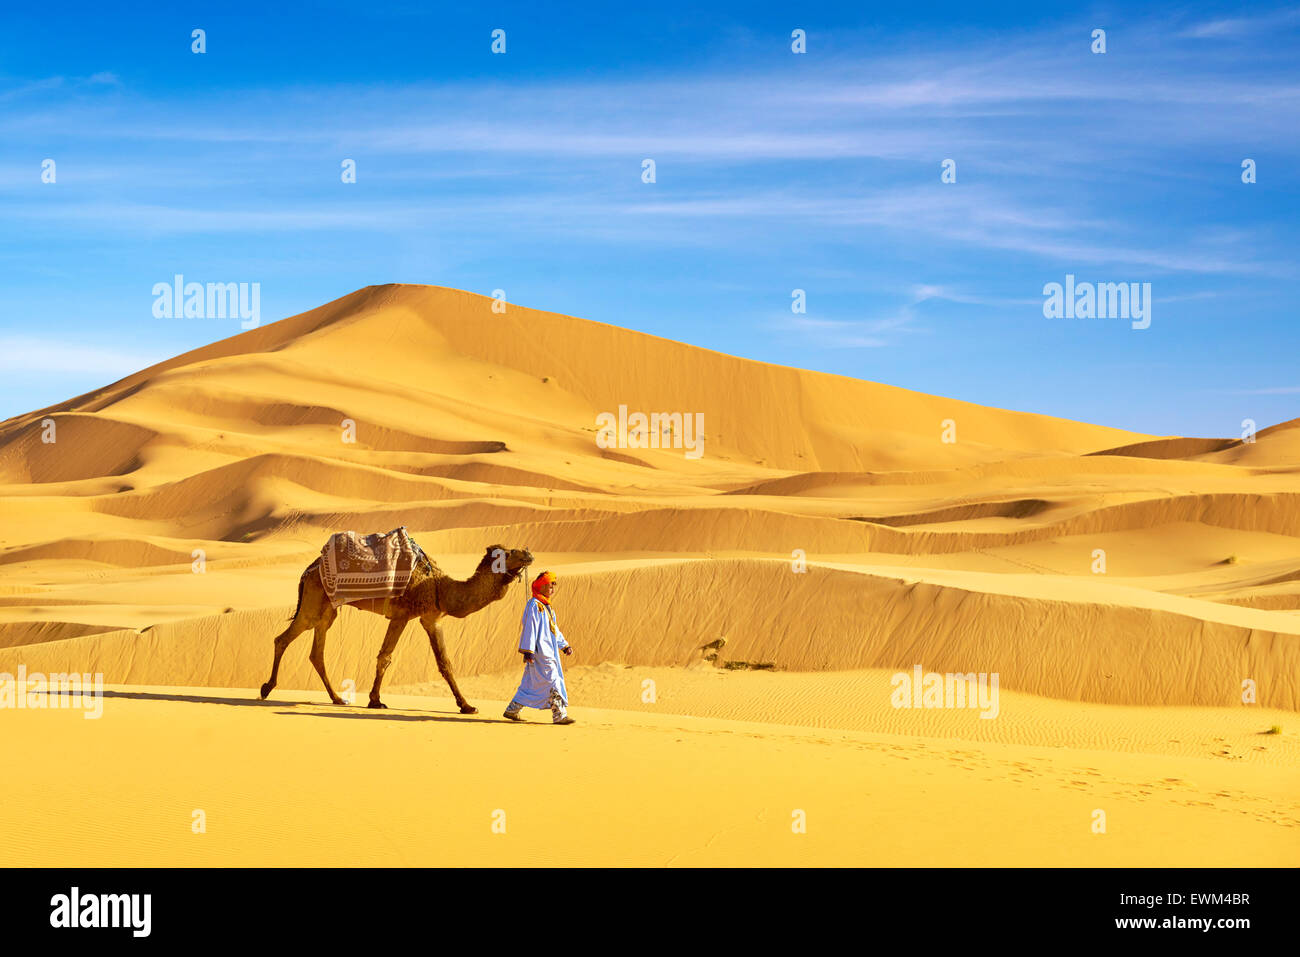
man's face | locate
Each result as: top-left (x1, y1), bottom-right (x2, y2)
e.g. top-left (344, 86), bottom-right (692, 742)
top-left (539, 578), bottom-right (556, 598)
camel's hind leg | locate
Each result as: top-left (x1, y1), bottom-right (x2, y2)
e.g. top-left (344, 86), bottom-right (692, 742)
top-left (368, 617), bottom-right (410, 709)
top-left (423, 619), bottom-right (476, 715)
top-left (308, 605), bottom-right (344, 705)
top-left (260, 619), bottom-right (309, 700)
top-left (261, 565), bottom-right (323, 700)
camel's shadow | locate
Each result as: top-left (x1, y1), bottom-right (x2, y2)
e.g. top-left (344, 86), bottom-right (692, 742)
top-left (96, 689), bottom-right (278, 708)
top-left (90, 688), bottom-right (516, 723)
top-left (275, 710), bottom-right (525, 725)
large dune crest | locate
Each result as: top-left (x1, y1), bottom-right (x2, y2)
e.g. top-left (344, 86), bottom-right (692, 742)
top-left (0, 284), bottom-right (1296, 714)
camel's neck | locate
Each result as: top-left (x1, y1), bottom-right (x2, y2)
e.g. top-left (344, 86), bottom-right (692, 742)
top-left (440, 563), bottom-right (514, 618)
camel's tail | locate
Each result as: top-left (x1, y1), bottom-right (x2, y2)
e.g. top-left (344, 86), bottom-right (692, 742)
top-left (286, 568), bottom-right (309, 622)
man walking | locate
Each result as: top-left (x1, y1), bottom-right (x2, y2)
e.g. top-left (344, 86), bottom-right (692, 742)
top-left (503, 571), bottom-right (575, 724)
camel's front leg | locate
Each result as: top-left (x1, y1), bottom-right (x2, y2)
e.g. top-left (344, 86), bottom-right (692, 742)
top-left (310, 615), bottom-right (344, 706)
top-left (368, 617), bottom-right (409, 709)
top-left (424, 619), bottom-right (476, 714)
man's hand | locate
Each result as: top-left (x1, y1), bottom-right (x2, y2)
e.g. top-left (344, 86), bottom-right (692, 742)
top-left (562, 645), bottom-right (574, 656)
top-left (521, 651), bottom-right (535, 663)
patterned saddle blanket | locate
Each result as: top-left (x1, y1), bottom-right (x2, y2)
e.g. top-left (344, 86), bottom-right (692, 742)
top-left (318, 527), bottom-right (427, 608)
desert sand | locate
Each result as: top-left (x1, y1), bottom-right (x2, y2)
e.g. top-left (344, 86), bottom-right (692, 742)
top-left (0, 284), bottom-right (1296, 866)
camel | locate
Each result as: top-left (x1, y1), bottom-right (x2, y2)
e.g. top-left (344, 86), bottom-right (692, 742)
top-left (259, 543), bottom-right (533, 711)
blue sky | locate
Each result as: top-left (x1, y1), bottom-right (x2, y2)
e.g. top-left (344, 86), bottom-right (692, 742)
top-left (1, 1), bottom-right (1297, 436)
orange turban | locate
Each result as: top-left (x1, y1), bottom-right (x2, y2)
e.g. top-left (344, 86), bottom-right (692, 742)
top-left (531, 571), bottom-right (556, 599)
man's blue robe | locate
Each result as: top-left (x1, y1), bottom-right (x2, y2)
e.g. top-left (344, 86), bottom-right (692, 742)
top-left (510, 597), bottom-right (569, 708)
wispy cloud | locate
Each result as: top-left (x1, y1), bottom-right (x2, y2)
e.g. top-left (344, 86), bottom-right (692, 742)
top-left (912, 285), bottom-right (1039, 307)
top-left (0, 337), bottom-right (163, 375)
top-left (782, 306), bottom-right (926, 349)
top-left (1221, 386), bottom-right (1300, 395)
top-left (9, 184), bottom-right (1282, 278)
top-left (786, 317), bottom-right (890, 348)
top-left (1178, 9), bottom-right (1300, 39)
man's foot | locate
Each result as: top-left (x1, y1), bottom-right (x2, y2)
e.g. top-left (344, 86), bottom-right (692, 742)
top-left (503, 709), bottom-right (523, 721)
top-left (553, 715), bottom-right (576, 725)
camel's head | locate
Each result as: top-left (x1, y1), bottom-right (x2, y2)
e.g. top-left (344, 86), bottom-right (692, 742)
top-left (482, 544), bottom-right (534, 583)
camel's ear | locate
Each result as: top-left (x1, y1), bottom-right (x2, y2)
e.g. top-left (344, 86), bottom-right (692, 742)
top-left (486, 544), bottom-right (505, 555)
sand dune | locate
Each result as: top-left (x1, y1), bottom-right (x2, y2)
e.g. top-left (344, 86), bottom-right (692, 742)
top-left (0, 284), bottom-right (1295, 866)
top-left (6, 558), bottom-right (1297, 708)
top-left (1088, 436), bottom-right (1239, 460)
top-left (0, 413), bottom-right (158, 484)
